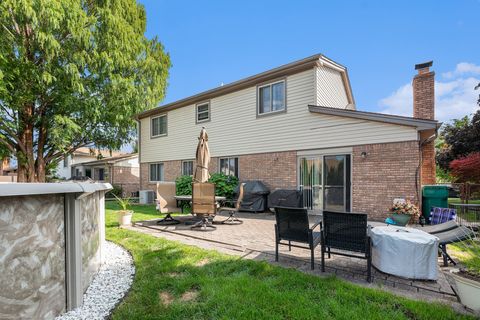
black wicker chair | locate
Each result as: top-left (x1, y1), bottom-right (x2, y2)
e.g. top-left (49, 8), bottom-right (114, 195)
top-left (274, 206), bottom-right (322, 269)
top-left (321, 211), bottom-right (372, 282)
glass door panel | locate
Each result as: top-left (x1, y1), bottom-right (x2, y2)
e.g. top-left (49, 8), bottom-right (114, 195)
top-left (299, 157), bottom-right (323, 210)
top-left (323, 155), bottom-right (351, 212)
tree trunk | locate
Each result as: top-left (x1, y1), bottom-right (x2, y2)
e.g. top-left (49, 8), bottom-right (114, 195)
top-left (17, 104), bottom-right (37, 182)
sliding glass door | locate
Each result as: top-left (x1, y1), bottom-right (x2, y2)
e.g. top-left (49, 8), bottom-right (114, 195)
top-left (299, 157), bottom-right (323, 210)
top-left (298, 154), bottom-right (351, 212)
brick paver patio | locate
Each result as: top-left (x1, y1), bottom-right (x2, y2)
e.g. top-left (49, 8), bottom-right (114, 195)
top-left (129, 211), bottom-right (461, 306)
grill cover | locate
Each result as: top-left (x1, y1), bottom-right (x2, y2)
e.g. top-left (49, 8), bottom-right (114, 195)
top-left (235, 180), bottom-right (270, 212)
top-left (268, 189), bottom-right (303, 211)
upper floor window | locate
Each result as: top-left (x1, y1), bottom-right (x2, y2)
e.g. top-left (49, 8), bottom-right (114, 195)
top-left (151, 114), bottom-right (167, 137)
top-left (196, 102), bottom-right (210, 123)
top-left (182, 160), bottom-right (194, 176)
top-left (63, 156), bottom-right (69, 168)
top-left (258, 80), bottom-right (286, 115)
top-left (219, 157), bottom-right (238, 177)
top-left (150, 163), bottom-right (164, 182)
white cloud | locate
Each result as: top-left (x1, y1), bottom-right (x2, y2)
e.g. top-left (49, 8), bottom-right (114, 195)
top-left (378, 63), bottom-right (480, 122)
top-left (442, 62), bottom-right (480, 79)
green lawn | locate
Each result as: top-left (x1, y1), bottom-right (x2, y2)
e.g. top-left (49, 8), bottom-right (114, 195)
top-left (105, 202), bottom-right (473, 320)
top-left (448, 198), bottom-right (480, 205)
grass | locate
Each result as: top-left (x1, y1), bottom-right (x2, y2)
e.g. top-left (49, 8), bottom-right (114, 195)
top-left (104, 201), bottom-right (187, 227)
top-left (105, 202), bottom-right (473, 320)
top-left (450, 240), bottom-right (480, 276)
top-left (448, 198), bottom-right (480, 205)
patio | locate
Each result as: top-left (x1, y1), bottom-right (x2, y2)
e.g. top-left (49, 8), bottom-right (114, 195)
top-left (129, 210), bottom-right (459, 304)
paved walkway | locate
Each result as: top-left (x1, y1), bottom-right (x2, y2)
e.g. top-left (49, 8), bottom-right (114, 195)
top-left (128, 211), bottom-right (461, 307)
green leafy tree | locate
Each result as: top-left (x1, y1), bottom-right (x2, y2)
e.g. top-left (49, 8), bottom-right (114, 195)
top-left (436, 81), bottom-right (480, 172)
top-left (0, 0), bottom-right (170, 182)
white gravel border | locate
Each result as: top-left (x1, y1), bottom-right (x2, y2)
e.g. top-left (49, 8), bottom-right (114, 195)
top-left (56, 241), bottom-right (135, 320)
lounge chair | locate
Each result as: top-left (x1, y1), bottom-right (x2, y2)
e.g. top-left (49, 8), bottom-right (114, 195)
top-left (274, 206), bottom-right (322, 270)
top-left (217, 183), bottom-right (245, 225)
top-left (434, 226), bottom-right (476, 266)
top-left (191, 182), bottom-right (217, 231)
top-left (418, 220), bottom-right (459, 234)
top-left (321, 211), bottom-right (372, 282)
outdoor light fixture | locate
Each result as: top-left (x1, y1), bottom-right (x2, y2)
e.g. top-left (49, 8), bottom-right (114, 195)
top-left (361, 152), bottom-right (367, 158)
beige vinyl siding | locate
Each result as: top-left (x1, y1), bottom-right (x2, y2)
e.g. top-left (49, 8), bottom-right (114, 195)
top-left (140, 68), bottom-right (418, 163)
top-left (315, 66), bottom-right (349, 108)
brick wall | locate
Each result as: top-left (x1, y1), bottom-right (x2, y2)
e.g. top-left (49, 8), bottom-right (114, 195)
top-left (238, 151), bottom-right (297, 190)
top-left (140, 152), bottom-right (296, 192)
top-left (111, 165), bottom-right (140, 197)
top-left (352, 141), bottom-right (420, 221)
top-left (420, 130), bottom-right (436, 185)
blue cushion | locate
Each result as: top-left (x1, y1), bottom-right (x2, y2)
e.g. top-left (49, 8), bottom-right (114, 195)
top-left (430, 207), bottom-right (456, 225)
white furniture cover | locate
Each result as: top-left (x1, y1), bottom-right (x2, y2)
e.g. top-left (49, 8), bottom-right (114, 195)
top-left (370, 226), bottom-right (439, 280)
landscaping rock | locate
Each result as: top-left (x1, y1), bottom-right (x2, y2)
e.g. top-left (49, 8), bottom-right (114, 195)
top-left (56, 241), bottom-right (135, 320)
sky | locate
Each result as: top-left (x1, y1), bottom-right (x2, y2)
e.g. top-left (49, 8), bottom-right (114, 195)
top-left (139, 0), bottom-right (480, 123)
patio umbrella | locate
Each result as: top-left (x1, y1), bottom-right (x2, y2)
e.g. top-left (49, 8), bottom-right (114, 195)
top-left (194, 127), bottom-right (210, 183)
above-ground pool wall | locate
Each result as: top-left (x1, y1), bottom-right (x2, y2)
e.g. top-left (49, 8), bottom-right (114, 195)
top-left (80, 193), bottom-right (102, 292)
top-left (0, 194), bottom-right (66, 320)
top-left (0, 183), bottom-right (111, 320)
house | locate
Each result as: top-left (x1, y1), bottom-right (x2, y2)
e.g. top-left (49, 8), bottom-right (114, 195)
top-left (56, 147), bottom-right (125, 179)
top-left (0, 157), bottom-right (17, 182)
top-left (135, 54), bottom-right (439, 220)
top-left (71, 153), bottom-right (140, 196)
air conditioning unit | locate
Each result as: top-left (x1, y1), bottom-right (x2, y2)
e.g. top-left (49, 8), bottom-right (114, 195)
top-left (139, 190), bottom-right (155, 204)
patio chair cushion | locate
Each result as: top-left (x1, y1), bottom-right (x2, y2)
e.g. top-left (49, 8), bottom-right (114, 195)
top-left (419, 220), bottom-right (458, 234)
top-left (430, 207), bottom-right (456, 225)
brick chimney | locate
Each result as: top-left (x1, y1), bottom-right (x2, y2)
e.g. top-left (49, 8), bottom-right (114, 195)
top-left (413, 61), bottom-right (436, 185)
top-left (413, 61), bottom-right (434, 120)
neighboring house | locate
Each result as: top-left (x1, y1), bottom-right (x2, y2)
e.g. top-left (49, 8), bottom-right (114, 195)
top-left (0, 158), bottom-right (17, 182)
top-left (135, 54), bottom-right (439, 220)
top-left (56, 147), bottom-right (124, 179)
top-left (72, 154), bottom-right (140, 196)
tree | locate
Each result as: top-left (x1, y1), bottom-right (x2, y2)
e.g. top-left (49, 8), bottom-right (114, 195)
top-left (450, 152), bottom-right (480, 183)
top-left (436, 110), bottom-right (480, 172)
top-left (0, 0), bottom-right (170, 182)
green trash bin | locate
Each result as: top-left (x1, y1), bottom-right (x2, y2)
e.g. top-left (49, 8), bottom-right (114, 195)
top-left (422, 185), bottom-right (449, 223)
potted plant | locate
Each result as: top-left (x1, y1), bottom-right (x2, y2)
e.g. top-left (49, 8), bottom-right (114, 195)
top-left (113, 194), bottom-right (133, 226)
top-left (388, 200), bottom-right (420, 226)
top-left (448, 231), bottom-right (480, 312)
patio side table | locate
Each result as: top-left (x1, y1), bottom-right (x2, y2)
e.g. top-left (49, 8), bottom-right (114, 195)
top-left (370, 226), bottom-right (439, 280)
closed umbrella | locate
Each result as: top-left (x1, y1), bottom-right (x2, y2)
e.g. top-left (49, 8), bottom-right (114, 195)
top-left (194, 127), bottom-right (210, 183)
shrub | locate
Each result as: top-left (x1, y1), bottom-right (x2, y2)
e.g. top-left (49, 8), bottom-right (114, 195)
top-left (175, 173), bottom-right (239, 199)
top-left (450, 152), bottom-right (480, 183)
top-left (107, 184), bottom-right (123, 198)
top-left (176, 175), bottom-right (193, 195)
top-left (208, 173), bottom-right (239, 199)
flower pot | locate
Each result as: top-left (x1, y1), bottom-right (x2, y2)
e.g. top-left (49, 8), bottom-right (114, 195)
top-left (450, 271), bottom-right (480, 311)
top-left (390, 213), bottom-right (411, 226)
top-left (117, 210), bottom-right (133, 226)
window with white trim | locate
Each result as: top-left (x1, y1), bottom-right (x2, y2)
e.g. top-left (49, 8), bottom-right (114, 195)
top-left (258, 80), bottom-right (285, 114)
top-left (182, 160), bottom-right (194, 176)
top-left (219, 157), bottom-right (238, 177)
top-left (151, 114), bottom-right (167, 137)
top-left (149, 163), bottom-right (164, 182)
top-left (196, 102), bottom-right (210, 123)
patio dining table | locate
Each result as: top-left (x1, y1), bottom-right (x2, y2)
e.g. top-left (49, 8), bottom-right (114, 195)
top-left (174, 195), bottom-right (226, 213)
top-left (370, 226), bottom-right (439, 280)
